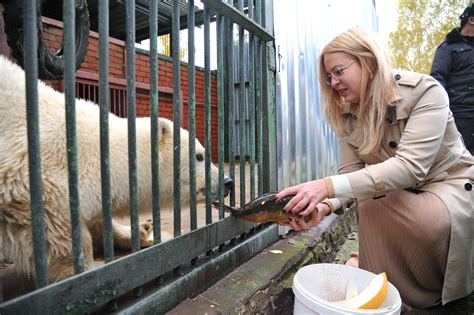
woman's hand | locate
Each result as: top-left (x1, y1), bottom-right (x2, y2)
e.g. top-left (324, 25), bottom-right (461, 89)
top-left (275, 179), bottom-right (329, 217)
top-left (279, 202), bottom-right (331, 231)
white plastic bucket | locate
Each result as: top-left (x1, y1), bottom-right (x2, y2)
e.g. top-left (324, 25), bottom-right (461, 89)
top-left (292, 263), bottom-right (402, 315)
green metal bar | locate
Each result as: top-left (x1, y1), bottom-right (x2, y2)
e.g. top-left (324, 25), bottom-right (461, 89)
top-left (63, 0), bottom-right (84, 274)
top-left (248, 1), bottom-right (256, 200)
top-left (247, 0), bottom-right (256, 200)
top-left (226, 18), bottom-right (236, 207)
top-left (204, 4), bottom-right (212, 224)
top-left (261, 42), bottom-right (271, 193)
top-left (249, 40), bottom-right (256, 200)
top-left (117, 224), bottom-right (278, 314)
top-left (172, 0), bottom-right (182, 236)
top-left (255, 0), bottom-right (263, 196)
top-left (217, 14), bottom-right (225, 219)
top-left (205, 0), bottom-right (273, 42)
top-left (0, 218), bottom-right (258, 314)
top-left (222, 15), bottom-right (229, 194)
top-left (256, 40), bottom-right (264, 196)
top-left (149, 0), bottom-right (161, 244)
top-left (256, 0), bottom-right (262, 25)
top-left (24, 0), bottom-right (48, 288)
top-left (260, 1), bottom-right (277, 193)
top-left (99, 0), bottom-right (114, 262)
top-left (238, 4), bottom-right (246, 207)
top-left (188, 0), bottom-right (197, 231)
top-left (126, 0), bottom-right (140, 252)
top-left (248, 0), bottom-right (254, 20)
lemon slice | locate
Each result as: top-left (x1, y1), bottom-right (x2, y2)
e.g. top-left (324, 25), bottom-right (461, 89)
top-left (333, 272), bottom-right (388, 309)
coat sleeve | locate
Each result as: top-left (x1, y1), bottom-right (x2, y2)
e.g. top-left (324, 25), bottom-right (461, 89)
top-left (430, 43), bottom-right (451, 89)
top-left (338, 135), bottom-right (366, 173)
top-left (324, 135), bottom-right (365, 214)
top-left (344, 80), bottom-right (450, 201)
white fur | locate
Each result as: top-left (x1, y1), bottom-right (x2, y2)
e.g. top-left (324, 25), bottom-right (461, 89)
top-left (0, 56), bottom-right (219, 282)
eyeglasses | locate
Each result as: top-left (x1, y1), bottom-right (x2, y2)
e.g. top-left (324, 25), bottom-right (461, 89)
top-left (324, 60), bottom-right (357, 85)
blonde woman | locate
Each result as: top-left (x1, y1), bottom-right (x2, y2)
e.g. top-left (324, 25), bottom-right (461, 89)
top-left (276, 27), bottom-right (474, 308)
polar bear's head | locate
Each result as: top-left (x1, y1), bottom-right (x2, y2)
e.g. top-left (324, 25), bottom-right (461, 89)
top-left (156, 118), bottom-right (233, 207)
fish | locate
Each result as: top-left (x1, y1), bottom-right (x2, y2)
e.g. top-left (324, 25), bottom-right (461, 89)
top-left (213, 192), bottom-right (311, 223)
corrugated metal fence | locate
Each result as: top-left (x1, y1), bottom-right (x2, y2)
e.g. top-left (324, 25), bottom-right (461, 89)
top-left (273, 0), bottom-right (378, 235)
top-left (274, 0), bottom-right (379, 189)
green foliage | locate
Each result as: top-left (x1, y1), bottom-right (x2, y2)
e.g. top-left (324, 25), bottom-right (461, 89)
top-left (389, 0), bottom-right (472, 74)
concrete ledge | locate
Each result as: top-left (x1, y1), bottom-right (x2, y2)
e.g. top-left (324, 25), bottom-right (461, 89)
top-left (168, 206), bottom-right (357, 315)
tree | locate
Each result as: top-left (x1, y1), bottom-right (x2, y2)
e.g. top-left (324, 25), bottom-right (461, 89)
top-left (389, 0), bottom-right (471, 74)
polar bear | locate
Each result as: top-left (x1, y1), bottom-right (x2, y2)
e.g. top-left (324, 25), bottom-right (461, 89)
top-left (0, 56), bottom-right (233, 283)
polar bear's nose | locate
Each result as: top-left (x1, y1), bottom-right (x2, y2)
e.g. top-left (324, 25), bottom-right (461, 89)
top-left (223, 177), bottom-right (234, 196)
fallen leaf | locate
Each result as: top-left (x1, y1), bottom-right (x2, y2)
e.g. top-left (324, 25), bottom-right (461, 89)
top-left (269, 250), bottom-right (283, 254)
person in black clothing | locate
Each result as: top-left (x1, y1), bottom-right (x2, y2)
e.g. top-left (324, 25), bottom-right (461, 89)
top-left (431, 3), bottom-right (474, 154)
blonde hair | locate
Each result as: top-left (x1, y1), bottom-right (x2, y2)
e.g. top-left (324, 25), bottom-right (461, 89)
top-left (318, 27), bottom-right (399, 155)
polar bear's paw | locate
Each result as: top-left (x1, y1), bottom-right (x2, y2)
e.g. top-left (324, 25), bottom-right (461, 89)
top-left (139, 219), bottom-right (154, 248)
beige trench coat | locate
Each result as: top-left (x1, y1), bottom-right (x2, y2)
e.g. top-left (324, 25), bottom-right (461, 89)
top-left (330, 70), bottom-right (474, 304)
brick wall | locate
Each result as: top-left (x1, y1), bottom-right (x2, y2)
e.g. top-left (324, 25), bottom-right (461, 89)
top-left (42, 17), bottom-right (220, 161)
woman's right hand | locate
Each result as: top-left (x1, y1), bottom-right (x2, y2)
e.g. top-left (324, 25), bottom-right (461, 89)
top-left (275, 179), bottom-right (329, 217)
top-left (279, 202), bottom-right (331, 231)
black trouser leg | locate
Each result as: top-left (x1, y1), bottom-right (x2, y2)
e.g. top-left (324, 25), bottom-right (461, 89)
top-left (454, 116), bottom-right (474, 155)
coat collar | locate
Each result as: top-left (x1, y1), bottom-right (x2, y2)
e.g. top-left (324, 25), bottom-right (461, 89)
top-left (447, 27), bottom-right (464, 43)
top-left (446, 27), bottom-right (474, 44)
top-left (393, 70), bottom-right (424, 120)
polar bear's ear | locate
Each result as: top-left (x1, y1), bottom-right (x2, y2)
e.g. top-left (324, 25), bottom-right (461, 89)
top-left (157, 118), bottom-right (173, 142)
